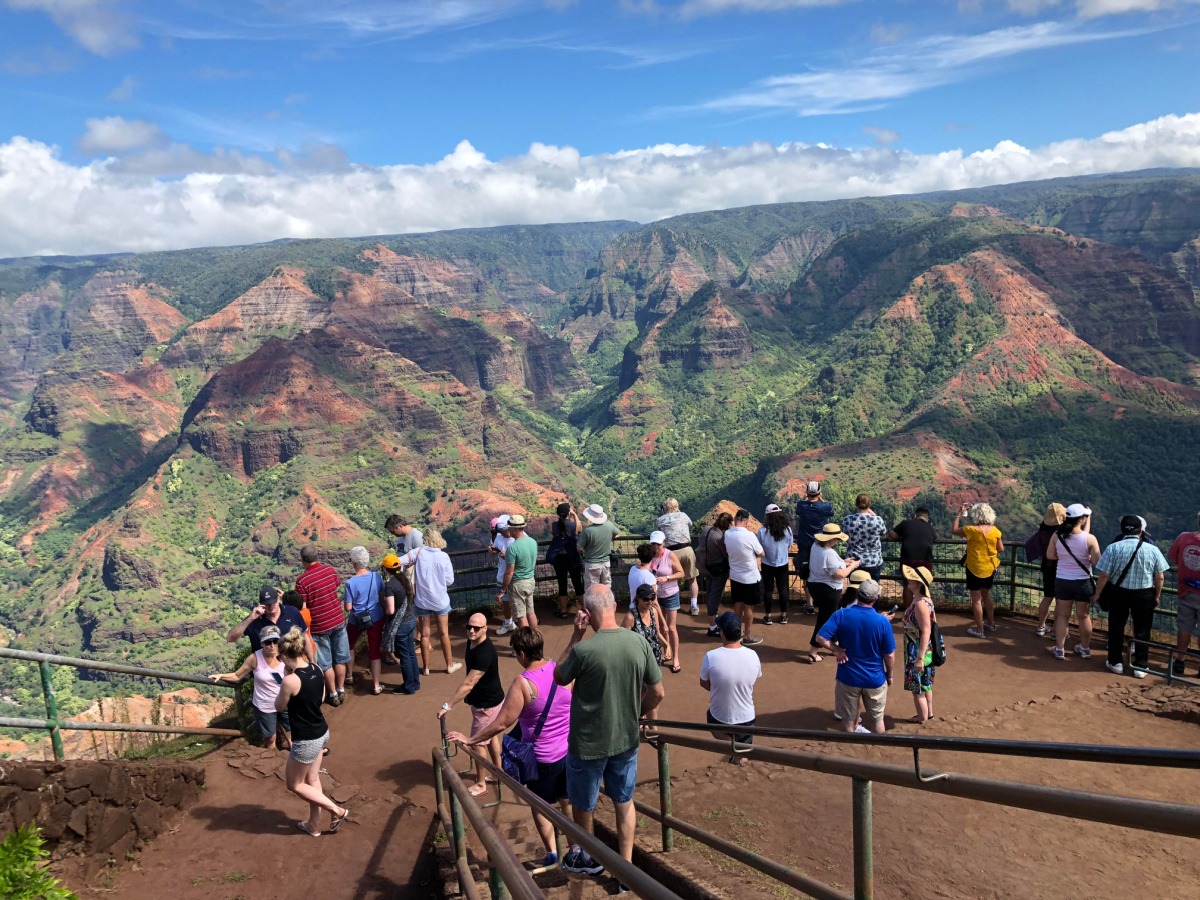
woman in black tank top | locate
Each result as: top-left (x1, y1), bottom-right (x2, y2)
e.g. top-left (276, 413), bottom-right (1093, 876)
top-left (276, 627), bottom-right (347, 837)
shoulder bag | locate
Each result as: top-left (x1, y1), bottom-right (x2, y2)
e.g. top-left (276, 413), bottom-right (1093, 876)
top-left (501, 677), bottom-right (559, 784)
top-left (929, 614), bottom-right (947, 667)
top-left (1096, 536), bottom-right (1145, 613)
top-left (1057, 534), bottom-right (1097, 597)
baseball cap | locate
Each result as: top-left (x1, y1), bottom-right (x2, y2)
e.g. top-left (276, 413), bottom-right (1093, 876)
top-left (765, 503), bottom-right (782, 514)
top-left (259, 586), bottom-right (281, 605)
top-left (715, 611), bottom-right (742, 640)
top-left (648, 530), bottom-right (666, 544)
top-left (1120, 515), bottom-right (1143, 536)
top-left (381, 552), bottom-right (402, 571)
top-left (635, 583), bottom-right (657, 600)
top-left (496, 514), bottom-right (510, 529)
top-left (856, 579), bottom-right (881, 602)
top-left (1065, 503), bottom-right (1091, 518)
top-left (806, 481), bottom-right (821, 496)
top-left (259, 625), bottom-right (281, 643)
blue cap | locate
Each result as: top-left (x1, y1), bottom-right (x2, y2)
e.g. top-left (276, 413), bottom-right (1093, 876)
top-left (715, 611), bottom-right (742, 639)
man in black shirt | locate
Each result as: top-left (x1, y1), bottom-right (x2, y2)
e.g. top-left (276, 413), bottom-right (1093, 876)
top-left (226, 586), bottom-right (308, 652)
top-left (888, 508), bottom-right (937, 608)
top-left (437, 612), bottom-right (505, 796)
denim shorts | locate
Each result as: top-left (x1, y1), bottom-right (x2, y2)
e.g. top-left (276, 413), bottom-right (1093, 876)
top-left (312, 623), bottom-right (351, 671)
top-left (416, 605), bottom-right (451, 618)
top-left (566, 746), bottom-right (638, 813)
top-left (658, 592), bottom-right (681, 612)
top-left (252, 706), bottom-right (290, 741)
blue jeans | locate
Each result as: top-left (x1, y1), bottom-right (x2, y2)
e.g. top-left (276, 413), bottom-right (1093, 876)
top-left (393, 618), bottom-right (420, 694)
top-left (313, 622), bottom-right (351, 671)
top-left (566, 746), bottom-right (638, 813)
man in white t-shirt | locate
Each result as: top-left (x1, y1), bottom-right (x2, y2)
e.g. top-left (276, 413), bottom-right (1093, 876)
top-left (723, 509), bottom-right (765, 646)
top-left (700, 611), bottom-right (762, 765)
top-left (489, 516), bottom-right (517, 635)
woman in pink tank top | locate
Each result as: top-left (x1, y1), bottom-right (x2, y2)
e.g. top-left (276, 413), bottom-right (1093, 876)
top-left (649, 530), bottom-right (685, 673)
top-left (445, 627), bottom-right (573, 870)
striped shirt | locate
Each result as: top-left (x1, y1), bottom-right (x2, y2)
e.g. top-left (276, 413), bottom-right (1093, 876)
top-left (1095, 537), bottom-right (1169, 591)
top-left (296, 562), bottom-right (344, 634)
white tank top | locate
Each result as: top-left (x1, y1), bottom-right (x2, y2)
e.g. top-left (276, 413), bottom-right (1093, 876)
top-left (1056, 532), bottom-right (1092, 580)
top-left (252, 650), bottom-right (286, 711)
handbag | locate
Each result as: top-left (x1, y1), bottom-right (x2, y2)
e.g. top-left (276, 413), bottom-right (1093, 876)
top-left (929, 618), bottom-right (947, 667)
top-left (1096, 535), bottom-right (1145, 613)
top-left (501, 677), bottom-right (559, 784)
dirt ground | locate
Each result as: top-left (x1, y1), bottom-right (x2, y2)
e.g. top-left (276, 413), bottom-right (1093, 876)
top-left (76, 604), bottom-right (1200, 899)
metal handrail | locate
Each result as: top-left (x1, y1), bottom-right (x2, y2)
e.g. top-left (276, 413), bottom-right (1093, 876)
top-left (0, 646), bottom-right (241, 760)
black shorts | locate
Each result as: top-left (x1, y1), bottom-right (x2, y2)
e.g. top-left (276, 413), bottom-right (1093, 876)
top-left (1040, 560), bottom-right (1058, 597)
top-left (1055, 577), bottom-right (1094, 603)
top-left (965, 567), bottom-right (995, 591)
top-left (528, 756), bottom-right (567, 804)
top-left (730, 579), bottom-right (760, 605)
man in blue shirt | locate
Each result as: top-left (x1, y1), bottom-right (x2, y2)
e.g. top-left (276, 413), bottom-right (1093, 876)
top-left (226, 586), bottom-right (308, 653)
top-left (814, 579), bottom-right (895, 733)
top-left (795, 481), bottom-right (834, 615)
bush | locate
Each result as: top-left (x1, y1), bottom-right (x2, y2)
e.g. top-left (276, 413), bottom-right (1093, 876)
top-left (0, 822), bottom-right (77, 900)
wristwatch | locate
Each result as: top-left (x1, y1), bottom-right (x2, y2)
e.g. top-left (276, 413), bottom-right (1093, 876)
top-left (441, 702), bottom-right (452, 711)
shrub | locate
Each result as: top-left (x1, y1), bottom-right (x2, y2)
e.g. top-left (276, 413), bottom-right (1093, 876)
top-left (0, 822), bottom-right (77, 900)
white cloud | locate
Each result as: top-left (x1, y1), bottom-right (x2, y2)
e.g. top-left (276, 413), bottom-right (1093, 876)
top-left (1001, 0), bottom-right (1200, 16)
top-left (2, 113), bottom-right (1199, 258)
top-left (863, 126), bottom-right (900, 145)
top-left (78, 116), bottom-right (166, 154)
top-left (5, 0), bottom-right (137, 56)
top-left (676, 0), bottom-right (856, 12)
top-left (687, 21), bottom-right (1147, 116)
top-left (106, 73), bottom-right (136, 100)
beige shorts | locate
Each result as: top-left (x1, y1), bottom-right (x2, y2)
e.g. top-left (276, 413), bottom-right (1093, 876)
top-left (835, 681), bottom-right (888, 729)
top-left (675, 546), bottom-right (697, 581)
top-left (471, 702), bottom-right (504, 737)
top-left (509, 579), bottom-right (536, 620)
top-left (584, 562), bottom-right (611, 588)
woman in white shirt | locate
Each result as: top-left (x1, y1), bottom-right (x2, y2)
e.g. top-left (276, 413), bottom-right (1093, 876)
top-left (807, 524), bottom-right (861, 663)
top-left (400, 528), bottom-right (460, 675)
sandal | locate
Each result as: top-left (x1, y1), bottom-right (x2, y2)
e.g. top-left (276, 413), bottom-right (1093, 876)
top-left (297, 821), bottom-right (322, 837)
top-left (468, 783), bottom-right (489, 797)
top-left (329, 807), bottom-right (349, 833)
top-left (669, 663), bottom-right (682, 674)
top-left (371, 685), bottom-right (385, 695)
top-left (807, 653), bottom-right (822, 664)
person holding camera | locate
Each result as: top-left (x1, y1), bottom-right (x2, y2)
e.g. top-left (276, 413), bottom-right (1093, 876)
top-left (952, 503), bottom-right (1003, 639)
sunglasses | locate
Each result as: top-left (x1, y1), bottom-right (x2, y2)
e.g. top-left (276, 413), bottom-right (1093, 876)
top-left (467, 624), bottom-right (485, 631)
top-left (262, 639), bottom-right (280, 645)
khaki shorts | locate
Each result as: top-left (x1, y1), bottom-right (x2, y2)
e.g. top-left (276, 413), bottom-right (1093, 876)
top-left (675, 546), bottom-right (697, 581)
top-left (1178, 595), bottom-right (1200, 636)
top-left (584, 562), bottom-right (611, 588)
top-left (835, 681), bottom-right (888, 729)
top-left (509, 579), bottom-right (536, 620)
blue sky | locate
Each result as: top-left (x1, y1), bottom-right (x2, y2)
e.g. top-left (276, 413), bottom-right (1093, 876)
top-left (1, 0), bottom-right (1199, 255)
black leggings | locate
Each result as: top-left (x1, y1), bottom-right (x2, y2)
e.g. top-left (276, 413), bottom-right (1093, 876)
top-left (553, 556), bottom-right (583, 597)
top-left (1105, 586), bottom-right (1155, 667)
top-left (808, 582), bottom-right (841, 648)
top-left (761, 563), bottom-right (789, 615)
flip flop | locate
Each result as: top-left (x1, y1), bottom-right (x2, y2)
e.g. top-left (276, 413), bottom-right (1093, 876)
top-left (468, 783), bottom-right (489, 797)
top-left (329, 807), bottom-right (349, 833)
top-left (371, 685), bottom-right (385, 695)
top-left (297, 821), bottom-right (322, 837)
top-left (669, 663), bottom-right (682, 674)
top-left (903, 716), bottom-right (926, 724)
top-left (807, 654), bottom-right (822, 664)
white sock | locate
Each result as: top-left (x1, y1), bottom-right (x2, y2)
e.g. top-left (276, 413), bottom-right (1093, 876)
top-left (503, 619), bottom-right (514, 626)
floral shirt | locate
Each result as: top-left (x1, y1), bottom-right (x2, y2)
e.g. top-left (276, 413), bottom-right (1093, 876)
top-left (841, 512), bottom-right (887, 568)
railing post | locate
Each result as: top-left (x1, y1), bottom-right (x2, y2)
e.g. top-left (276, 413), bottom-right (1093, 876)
top-left (658, 740), bottom-right (674, 851)
top-left (488, 863), bottom-right (507, 900)
top-left (39, 661), bottom-right (64, 761)
top-left (1008, 544), bottom-right (1018, 614)
top-left (851, 777), bottom-right (873, 900)
top-left (449, 780), bottom-right (468, 875)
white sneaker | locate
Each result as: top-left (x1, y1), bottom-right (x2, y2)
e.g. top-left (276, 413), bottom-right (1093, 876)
top-left (854, 725), bottom-right (870, 734)
top-left (1131, 668), bottom-right (1147, 679)
top-left (496, 621), bottom-right (516, 636)
top-left (690, 603), bottom-right (700, 615)
top-left (1035, 624), bottom-right (1050, 637)
top-left (1105, 661), bottom-right (1123, 675)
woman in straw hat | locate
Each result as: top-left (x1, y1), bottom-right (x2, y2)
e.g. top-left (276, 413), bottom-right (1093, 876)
top-left (807, 523), bottom-right (861, 663)
top-left (901, 565), bottom-right (939, 724)
top-left (1026, 503), bottom-right (1066, 637)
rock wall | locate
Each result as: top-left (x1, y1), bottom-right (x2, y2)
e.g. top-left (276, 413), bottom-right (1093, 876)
top-left (0, 760), bottom-right (204, 873)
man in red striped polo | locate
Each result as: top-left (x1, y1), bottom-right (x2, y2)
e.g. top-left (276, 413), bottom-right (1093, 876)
top-left (296, 544), bottom-right (349, 706)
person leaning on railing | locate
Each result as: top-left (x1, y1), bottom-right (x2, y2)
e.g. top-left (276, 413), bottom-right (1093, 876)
top-left (952, 502), bottom-right (1003, 639)
top-left (210, 623), bottom-right (292, 751)
top-left (1095, 515), bottom-right (1169, 678)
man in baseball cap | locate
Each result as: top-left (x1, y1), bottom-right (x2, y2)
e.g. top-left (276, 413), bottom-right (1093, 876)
top-left (226, 585), bottom-right (308, 653)
top-left (701, 611), bottom-right (762, 763)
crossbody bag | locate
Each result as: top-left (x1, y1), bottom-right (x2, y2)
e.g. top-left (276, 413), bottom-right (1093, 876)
top-left (501, 676), bottom-right (559, 784)
top-left (1096, 536), bottom-right (1145, 613)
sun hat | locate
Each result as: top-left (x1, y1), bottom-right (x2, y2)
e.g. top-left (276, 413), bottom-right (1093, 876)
top-left (848, 569), bottom-right (871, 585)
top-left (856, 580), bottom-right (881, 602)
top-left (582, 504), bottom-right (608, 524)
top-left (648, 530), bottom-right (666, 544)
top-left (813, 523), bottom-right (849, 543)
top-left (1065, 503), bottom-right (1091, 518)
top-left (507, 514), bottom-right (527, 528)
top-left (1042, 503), bottom-right (1066, 527)
top-left (806, 480), bottom-right (821, 497)
top-left (381, 552), bottom-right (402, 571)
top-left (259, 625), bottom-right (281, 643)
top-left (715, 611), bottom-right (742, 640)
top-left (259, 586), bottom-right (281, 605)
top-left (901, 564), bottom-right (934, 587)
top-left (765, 503), bottom-right (782, 514)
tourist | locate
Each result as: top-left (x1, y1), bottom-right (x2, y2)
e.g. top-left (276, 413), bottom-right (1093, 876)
top-left (627, 543), bottom-right (657, 607)
top-left (699, 512), bottom-right (733, 637)
top-left (399, 528), bottom-right (460, 675)
top-left (657, 499), bottom-right (699, 615)
top-left (578, 504), bottom-right (619, 588)
top-left (888, 508), bottom-right (937, 609)
top-left (794, 481), bottom-right (834, 615)
top-left (554, 585), bottom-right (664, 879)
top-left (807, 523), bottom-right (860, 663)
top-left (841, 568), bottom-right (871, 609)
top-left (700, 611), bottom-right (762, 765)
top-left (437, 612), bottom-right (505, 797)
top-left (499, 514), bottom-right (539, 629)
top-left (380, 553), bottom-right (420, 695)
top-left (1046, 504), bottom-right (1100, 661)
top-left (1025, 503), bottom-right (1066, 636)
top-left (813, 579), bottom-right (895, 734)
top-left (547, 503), bottom-right (584, 618)
top-left (1167, 512), bottom-right (1200, 677)
top-left (490, 515), bottom-right (517, 636)
top-left (1096, 515), bottom-right (1169, 677)
top-left (226, 585), bottom-right (307, 653)
top-left (343, 546), bottom-right (387, 696)
top-left (386, 514), bottom-right (424, 553)
top-left (648, 530), bottom-right (685, 671)
top-left (952, 503), bottom-right (1004, 639)
top-left (725, 509), bottom-right (765, 647)
top-left (627, 583), bottom-right (668, 667)
top-left (280, 590), bottom-right (318, 660)
top-left (274, 626), bottom-right (348, 837)
top-left (210, 624), bottom-right (291, 750)
top-left (758, 504), bottom-right (793, 626)
top-left (841, 494), bottom-right (887, 582)
top-left (900, 565), bottom-right (938, 724)
top-left (295, 545), bottom-right (349, 706)
top-left (446, 627), bottom-right (573, 868)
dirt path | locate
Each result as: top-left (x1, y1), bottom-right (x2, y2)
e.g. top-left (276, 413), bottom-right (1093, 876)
top-left (79, 606), bottom-right (1198, 899)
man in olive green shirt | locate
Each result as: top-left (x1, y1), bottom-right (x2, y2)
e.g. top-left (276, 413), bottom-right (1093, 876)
top-left (578, 503), bottom-right (619, 588)
top-left (498, 514), bottom-right (540, 628)
top-left (555, 584), bottom-right (664, 878)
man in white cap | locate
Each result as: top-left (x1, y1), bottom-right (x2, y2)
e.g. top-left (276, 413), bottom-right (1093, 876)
top-left (489, 515), bottom-right (517, 635)
top-left (498, 514), bottom-right (539, 629)
top-left (578, 504), bottom-right (619, 588)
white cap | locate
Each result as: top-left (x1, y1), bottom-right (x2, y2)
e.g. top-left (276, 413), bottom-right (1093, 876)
top-left (496, 514), bottom-right (510, 529)
top-left (765, 503), bottom-right (782, 514)
top-left (806, 481), bottom-right (821, 496)
top-left (648, 530), bottom-right (666, 544)
top-left (1065, 503), bottom-right (1091, 518)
